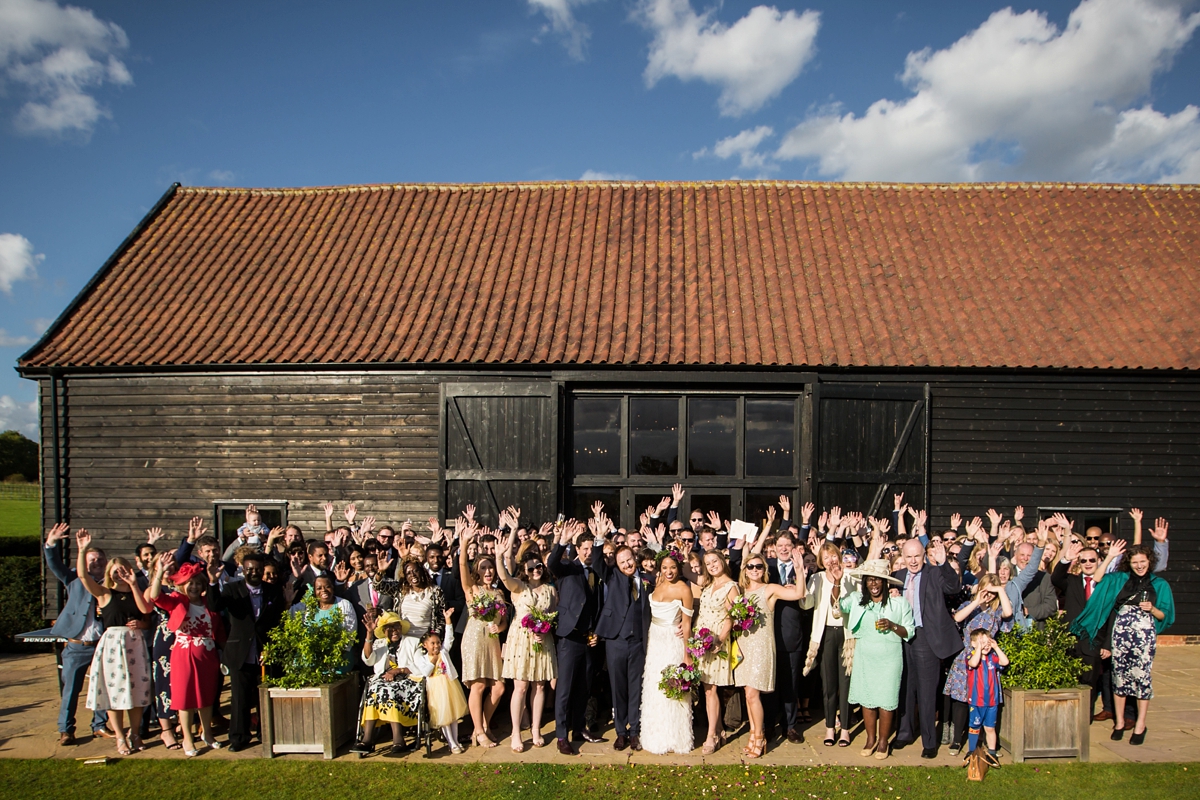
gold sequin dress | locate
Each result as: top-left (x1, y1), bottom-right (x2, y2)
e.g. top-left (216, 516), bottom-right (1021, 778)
top-left (695, 581), bottom-right (737, 686)
top-left (461, 589), bottom-right (504, 683)
top-left (733, 585), bottom-right (776, 692)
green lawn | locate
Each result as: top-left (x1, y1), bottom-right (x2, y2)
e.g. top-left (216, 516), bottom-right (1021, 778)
top-left (2, 760), bottom-right (1194, 800)
top-left (0, 497), bottom-right (40, 549)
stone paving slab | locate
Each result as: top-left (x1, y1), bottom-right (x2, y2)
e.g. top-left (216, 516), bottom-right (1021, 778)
top-left (1, 647), bottom-right (1196, 766)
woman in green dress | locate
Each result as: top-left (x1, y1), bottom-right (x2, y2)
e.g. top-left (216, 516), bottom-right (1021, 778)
top-left (838, 559), bottom-right (913, 760)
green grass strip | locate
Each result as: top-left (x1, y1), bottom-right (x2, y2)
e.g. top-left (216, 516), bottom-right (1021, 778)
top-left (3, 760), bottom-right (1195, 800)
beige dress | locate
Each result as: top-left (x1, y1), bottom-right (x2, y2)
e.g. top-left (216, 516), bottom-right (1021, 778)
top-left (502, 583), bottom-right (559, 682)
top-left (695, 581), bottom-right (737, 686)
top-left (733, 585), bottom-right (776, 692)
top-left (461, 589), bottom-right (504, 683)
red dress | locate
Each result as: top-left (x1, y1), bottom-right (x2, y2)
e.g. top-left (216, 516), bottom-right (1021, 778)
top-left (154, 592), bottom-right (224, 711)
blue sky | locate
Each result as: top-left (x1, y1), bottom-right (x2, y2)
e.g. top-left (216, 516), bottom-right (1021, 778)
top-left (2, 0), bottom-right (1199, 437)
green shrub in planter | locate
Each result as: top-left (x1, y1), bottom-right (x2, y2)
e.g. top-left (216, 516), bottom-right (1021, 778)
top-left (997, 616), bottom-right (1085, 690)
top-left (261, 591), bottom-right (355, 689)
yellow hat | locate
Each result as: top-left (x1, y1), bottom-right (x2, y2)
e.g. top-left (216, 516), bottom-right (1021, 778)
top-left (373, 611), bottom-right (411, 639)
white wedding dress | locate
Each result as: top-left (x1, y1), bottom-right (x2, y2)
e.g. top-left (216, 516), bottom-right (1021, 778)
top-left (639, 597), bottom-right (694, 755)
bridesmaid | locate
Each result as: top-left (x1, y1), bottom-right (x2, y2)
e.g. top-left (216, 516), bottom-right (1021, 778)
top-left (497, 527), bottom-right (558, 752)
top-left (734, 551), bottom-right (807, 757)
top-left (458, 525), bottom-right (507, 748)
top-left (694, 550), bottom-right (740, 755)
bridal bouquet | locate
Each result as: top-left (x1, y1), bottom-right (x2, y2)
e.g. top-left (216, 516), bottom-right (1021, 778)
top-left (728, 594), bottom-right (764, 635)
top-left (469, 592), bottom-right (507, 637)
top-left (521, 607), bottom-right (558, 652)
top-left (686, 627), bottom-right (723, 660)
top-left (658, 662), bottom-right (701, 701)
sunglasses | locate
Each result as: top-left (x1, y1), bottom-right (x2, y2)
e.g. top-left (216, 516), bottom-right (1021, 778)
top-left (745, 563), bottom-right (766, 571)
top-left (690, 517), bottom-right (704, 523)
top-left (527, 564), bottom-right (545, 572)
top-left (679, 537), bottom-right (695, 543)
top-left (1078, 557), bottom-right (1097, 564)
top-left (881, 547), bottom-right (898, 555)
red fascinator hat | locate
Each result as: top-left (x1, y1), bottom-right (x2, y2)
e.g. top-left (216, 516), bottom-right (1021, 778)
top-left (169, 561), bottom-right (206, 587)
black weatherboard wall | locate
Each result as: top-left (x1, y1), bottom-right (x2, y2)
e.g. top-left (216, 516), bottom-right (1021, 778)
top-left (34, 367), bottom-right (1199, 634)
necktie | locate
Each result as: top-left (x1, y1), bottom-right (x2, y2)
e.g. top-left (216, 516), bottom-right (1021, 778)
top-left (905, 574), bottom-right (916, 609)
top-left (780, 562), bottom-right (790, 585)
top-left (371, 585), bottom-right (379, 607)
top-left (631, 576), bottom-right (639, 602)
top-left (588, 569), bottom-right (596, 591)
top-left (1084, 576), bottom-right (1093, 600)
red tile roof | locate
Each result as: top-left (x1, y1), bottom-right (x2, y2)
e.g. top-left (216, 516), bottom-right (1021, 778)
top-left (19, 181), bottom-right (1200, 371)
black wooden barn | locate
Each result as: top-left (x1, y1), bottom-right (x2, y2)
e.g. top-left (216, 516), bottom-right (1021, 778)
top-left (17, 181), bottom-right (1200, 631)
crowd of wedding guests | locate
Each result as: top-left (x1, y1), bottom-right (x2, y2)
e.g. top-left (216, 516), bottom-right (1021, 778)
top-left (43, 490), bottom-right (1174, 763)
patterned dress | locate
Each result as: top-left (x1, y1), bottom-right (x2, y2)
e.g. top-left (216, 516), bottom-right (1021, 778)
top-left (362, 638), bottom-right (423, 725)
top-left (733, 586), bottom-right (776, 692)
top-left (461, 589), bottom-right (505, 682)
top-left (167, 600), bottom-right (222, 711)
top-left (1111, 605), bottom-right (1156, 700)
top-left (151, 607), bottom-right (176, 721)
top-left (944, 603), bottom-right (1005, 703)
top-left (502, 583), bottom-right (558, 682)
top-left (695, 581), bottom-right (738, 686)
top-left (86, 591), bottom-right (151, 712)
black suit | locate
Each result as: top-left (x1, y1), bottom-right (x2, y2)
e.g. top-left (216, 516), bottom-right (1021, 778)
top-left (893, 561), bottom-right (962, 751)
top-left (208, 580), bottom-right (286, 748)
top-left (1052, 561), bottom-right (1105, 707)
top-left (549, 542), bottom-right (600, 742)
top-left (595, 557), bottom-right (653, 737)
top-left (769, 558), bottom-right (807, 734)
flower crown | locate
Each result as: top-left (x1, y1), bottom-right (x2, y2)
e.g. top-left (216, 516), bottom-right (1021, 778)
top-left (655, 547), bottom-right (685, 565)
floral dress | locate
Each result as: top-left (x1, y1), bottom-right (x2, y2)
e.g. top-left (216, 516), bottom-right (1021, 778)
top-left (944, 602), bottom-right (1005, 703)
top-left (1111, 603), bottom-right (1156, 699)
top-left (362, 637), bottom-right (423, 725)
top-left (151, 606), bottom-right (176, 721)
top-left (502, 583), bottom-right (558, 682)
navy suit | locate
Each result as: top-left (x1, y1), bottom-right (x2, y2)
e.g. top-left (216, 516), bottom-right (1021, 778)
top-left (768, 558), bottom-right (807, 734)
top-left (549, 542), bottom-right (600, 742)
top-left (892, 560), bottom-right (962, 751)
top-left (44, 543), bottom-right (108, 736)
top-left (595, 557), bottom-right (653, 737)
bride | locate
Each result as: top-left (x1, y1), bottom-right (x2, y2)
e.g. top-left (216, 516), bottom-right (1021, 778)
top-left (640, 552), bottom-right (696, 755)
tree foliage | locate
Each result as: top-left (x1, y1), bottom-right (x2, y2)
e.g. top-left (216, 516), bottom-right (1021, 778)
top-left (261, 590), bottom-right (355, 689)
top-left (0, 430), bottom-right (38, 483)
top-left (997, 615), bottom-right (1085, 691)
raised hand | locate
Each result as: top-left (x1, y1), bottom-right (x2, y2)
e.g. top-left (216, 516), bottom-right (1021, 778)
top-left (1051, 512), bottom-right (1072, 532)
top-left (187, 516), bottom-right (206, 543)
top-left (799, 502), bottom-right (815, 525)
top-left (333, 561), bottom-right (351, 584)
top-left (671, 483), bottom-right (685, 505)
top-left (873, 517), bottom-right (891, 537)
top-left (706, 510), bottom-right (723, 531)
top-left (927, 539), bottom-right (947, 566)
top-left (1013, 505), bottom-right (1024, 523)
top-left (322, 502), bottom-right (335, 520)
top-left (377, 550), bottom-right (395, 577)
top-left (778, 494), bottom-right (791, 517)
top-left (911, 509), bottom-right (927, 531)
top-left (591, 500), bottom-right (604, 519)
top-left (817, 511), bottom-right (828, 534)
top-left (360, 515), bottom-right (376, 535)
top-left (463, 504), bottom-right (476, 524)
top-left (986, 508), bottom-right (1003, 528)
top-left (655, 496), bottom-right (671, 515)
top-left (1109, 539), bottom-right (1127, 559)
top-left (343, 503), bottom-right (358, 525)
top-left (949, 512), bottom-right (962, 531)
top-left (1128, 507), bottom-right (1143, 524)
top-left (828, 506), bottom-right (842, 531)
top-left (1151, 517), bottom-right (1169, 542)
top-left (289, 549), bottom-right (306, 578)
top-left (1063, 539), bottom-right (1082, 562)
top-left (964, 516), bottom-right (985, 542)
top-left (75, 528), bottom-right (92, 549)
top-left (45, 522), bottom-right (70, 547)
top-left (145, 526), bottom-right (164, 545)
top-left (206, 559), bottom-right (222, 584)
top-left (155, 552), bottom-right (175, 574)
top-left (894, 492), bottom-right (905, 513)
top-left (267, 526), bottom-right (285, 548)
top-left (507, 506), bottom-right (521, 525)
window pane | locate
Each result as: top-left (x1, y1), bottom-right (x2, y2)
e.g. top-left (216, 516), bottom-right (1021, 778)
top-left (745, 399), bottom-right (795, 476)
top-left (688, 398), bottom-right (737, 476)
top-left (572, 397), bottom-right (621, 475)
top-left (572, 489), bottom-right (621, 526)
top-left (630, 398), bottom-right (679, 476)
top-left (745, 490), bottom-right (792, 531)
top-left (688, 494), bottom-right (732, 530)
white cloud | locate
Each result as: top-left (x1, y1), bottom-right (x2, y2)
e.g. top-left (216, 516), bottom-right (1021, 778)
top-left (528, 0), bottom-right (595, 61)
top-left (0, 394), bottom-right (38, 438)
top-left (638, 0), bottom-right (819, 117)
top-left (0, 233), bottom-right (43, 293)
top-left (696, 125), bottom-right (775, 170)
top-left (580, 169), bottom-right (638, 180)
top-left (0, 0), bottom-right (132, 136)
top-left (776, 0), bottom-right (1200, 182)
top-left (0, 329), bottom-right (34, 347)
top-left (30, 317), bottom-right (53, 334)
top-left (208, 169), bottom-right (235, 183)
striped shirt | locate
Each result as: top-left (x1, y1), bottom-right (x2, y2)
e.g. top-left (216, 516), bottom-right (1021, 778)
top-left (967, 651), bottom-right (1002, 707)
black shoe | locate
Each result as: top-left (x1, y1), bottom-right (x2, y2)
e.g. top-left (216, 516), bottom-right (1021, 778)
top-left (921, 748), bottom-right (937, 759)
top-left (948, 741), bottom-right (962, 756)
top-left (786, 728), bottom-right (803, 744)
top-left (228, 742), bottom-right (249, 753)
top-left (350, 740), bottom-right (375, 756)
top-left (892, 738), bottom-right (915, 750)
top-left (580, 730), bottom-right (604, 743)
top-left (629, 735), bottom-right (642, 752)
top-left (1110, 727), bottom-right (1125, 741)
top-left (557, 738), bottom-right (577, 756)
top-left (984, 751), bottom-right (1001, 768)
top-left (1130, 729), bottom-right (1146, 746)
top-left (613, 735), bottom-right (629, 751)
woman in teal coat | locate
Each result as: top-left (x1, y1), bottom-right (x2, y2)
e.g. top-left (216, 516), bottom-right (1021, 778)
top-left (1071, 544), bottom-right (1174, 746)
top-left (839, 559), bottom-right (914, 760)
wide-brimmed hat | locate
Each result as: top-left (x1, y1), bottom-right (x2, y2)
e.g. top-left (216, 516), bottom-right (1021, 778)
top-left (373, 610), bottom-right (411, 639)
top-left (852, 558), bottom-right (904, 586)
top-left (169, 561), bottom-right (206, 587)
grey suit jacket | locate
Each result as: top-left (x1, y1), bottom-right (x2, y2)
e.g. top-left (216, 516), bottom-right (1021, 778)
top-left (44, 544), bottom-right (101, 640)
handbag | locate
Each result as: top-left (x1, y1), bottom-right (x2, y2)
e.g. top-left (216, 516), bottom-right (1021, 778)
top-left (966, 747), bottom-right (990, 782)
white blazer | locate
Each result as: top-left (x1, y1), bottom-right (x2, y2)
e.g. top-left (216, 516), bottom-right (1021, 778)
top-left (410, 626), bottom-right (458, 681)
top-left (364, 634), bottom-right (421, 678)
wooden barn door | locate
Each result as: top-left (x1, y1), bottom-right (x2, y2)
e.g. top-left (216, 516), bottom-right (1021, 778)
top-left (441, 382), bottom-right (558, 526)
top-left (814, 383), bottom-right (929, 518)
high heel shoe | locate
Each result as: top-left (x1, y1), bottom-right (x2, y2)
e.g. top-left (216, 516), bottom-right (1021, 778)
top-left (1130, 728), bottom-right (1147, 746)
top-left (1110, 726), bottom-right (1125, 741)
top-left (701, 736), bottom-right (720, 755)
top-left (202, 734), bottom-right (223, 750)
top-left (746, 734), bottom-right (766, 759)
top-left (475, 733), bottom-right (497, 748)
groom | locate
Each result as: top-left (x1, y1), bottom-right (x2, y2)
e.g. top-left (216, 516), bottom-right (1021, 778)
top-left (549, 524), bottom-right (602, 755)
top-left (594, 544), bottom-right (653, 751)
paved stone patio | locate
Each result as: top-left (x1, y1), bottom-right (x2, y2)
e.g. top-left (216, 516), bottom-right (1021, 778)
top-left (1, 646), bottom-right (1195, 766)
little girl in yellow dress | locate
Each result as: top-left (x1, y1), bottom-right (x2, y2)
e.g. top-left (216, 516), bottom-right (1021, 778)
top-left (412, 609), bottom-right (469, 753)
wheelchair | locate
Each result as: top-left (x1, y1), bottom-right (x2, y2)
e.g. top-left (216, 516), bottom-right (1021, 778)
top-left (352, 674), bottom-right (435, 756)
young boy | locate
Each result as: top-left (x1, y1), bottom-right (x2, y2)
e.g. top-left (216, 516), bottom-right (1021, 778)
top-left (966, 628), bottom-right (1009, 767)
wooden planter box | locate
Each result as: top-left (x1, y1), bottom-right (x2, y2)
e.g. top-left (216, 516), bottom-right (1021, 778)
top-left (259, 676), bottom-right (359, 759)
top-left (999, 685), bottom-right (1090, 763)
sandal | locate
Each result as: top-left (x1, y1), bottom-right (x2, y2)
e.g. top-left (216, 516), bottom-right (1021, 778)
top-left (129, 734), bottom-right (147, 752)
top-left (745, 734), bottom-right (765, 759)
top-left (161, 731), bottom-right (182, 750)
top-left (532, 735), bottom-right (547, 748)
top-left (837, 735), bottom-right (851, 748)
top-left (475, 733), bottom-right (497, 749)
top-left (116, 739), bottom-right (132, 756)
top-left (701, 736), bottom-right (720, 755)
top-left (511, 737), bottom-right (527, 754)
